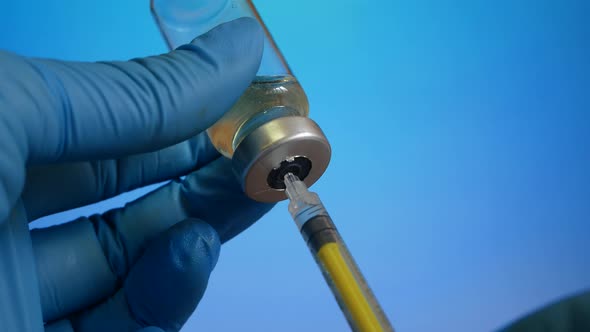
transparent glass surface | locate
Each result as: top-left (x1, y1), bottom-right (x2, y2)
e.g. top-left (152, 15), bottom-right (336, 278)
top-left (207, 74), bottom-right (308, 157)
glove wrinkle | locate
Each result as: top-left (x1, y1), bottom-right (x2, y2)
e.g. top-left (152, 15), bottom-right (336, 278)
top-left (90, 212), bottom-right (130, 281)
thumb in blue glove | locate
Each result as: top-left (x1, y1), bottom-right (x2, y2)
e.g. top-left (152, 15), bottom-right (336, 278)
top-left (0, 17), bottom-right (274, 332)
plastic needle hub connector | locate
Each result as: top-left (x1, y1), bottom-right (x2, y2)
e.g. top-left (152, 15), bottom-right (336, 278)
top-left (284, 172), bottom-right (329, 229)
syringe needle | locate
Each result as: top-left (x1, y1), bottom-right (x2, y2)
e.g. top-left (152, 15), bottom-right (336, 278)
top-left (284, 173), bottom-right (394, 332)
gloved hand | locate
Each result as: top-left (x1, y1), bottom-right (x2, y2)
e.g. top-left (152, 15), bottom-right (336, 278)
top-left (497, 290), bottom-right (590, 332)
top-left (0, 17), bottom-right (274, 332)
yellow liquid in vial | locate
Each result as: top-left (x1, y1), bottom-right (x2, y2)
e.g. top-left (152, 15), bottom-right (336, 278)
top-left (207, 75), bottom-right (309, 158)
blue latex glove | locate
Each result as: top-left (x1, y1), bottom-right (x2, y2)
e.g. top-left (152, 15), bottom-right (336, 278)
top-left (0, 17), bottom-right (274, 332)
top-left (497, 290), bottom-right (590, 332)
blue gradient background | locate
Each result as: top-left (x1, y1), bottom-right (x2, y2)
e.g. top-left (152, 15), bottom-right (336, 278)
top-left (2, 1), bottom-right (590, 331)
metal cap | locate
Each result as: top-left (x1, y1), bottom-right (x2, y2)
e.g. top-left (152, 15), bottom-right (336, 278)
top-left (232, 116), bottom-right (332, 203)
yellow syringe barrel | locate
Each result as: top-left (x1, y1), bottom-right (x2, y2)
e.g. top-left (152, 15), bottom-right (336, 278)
top-left (284, 174), bottom-right (394, 332)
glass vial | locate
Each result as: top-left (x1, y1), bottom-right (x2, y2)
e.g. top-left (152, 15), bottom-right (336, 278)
top-left (151, 0), bottom-right (331, 202)
top-left (150, 0), bottom-right (309, 157)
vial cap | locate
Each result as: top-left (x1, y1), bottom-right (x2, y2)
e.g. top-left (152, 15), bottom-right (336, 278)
top-left (232, 116), bottom-right (332, 202)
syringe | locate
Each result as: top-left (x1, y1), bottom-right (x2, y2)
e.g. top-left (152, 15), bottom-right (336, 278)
top-left (284, 173), bottom-right (394, 332)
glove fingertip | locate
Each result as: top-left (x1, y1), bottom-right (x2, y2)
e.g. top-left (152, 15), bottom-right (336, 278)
top-left (178, 16), bottom-right (264, 93)
top-left (124, 218), bottom-right (220, 331)
top-left (173, 218), bottom-right (221, 272)
top-left (184, 16), bottom-right (264, 64)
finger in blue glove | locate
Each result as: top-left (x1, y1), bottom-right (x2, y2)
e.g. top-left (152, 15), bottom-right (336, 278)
top-left (43, 219), bottom-right (220, 332)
